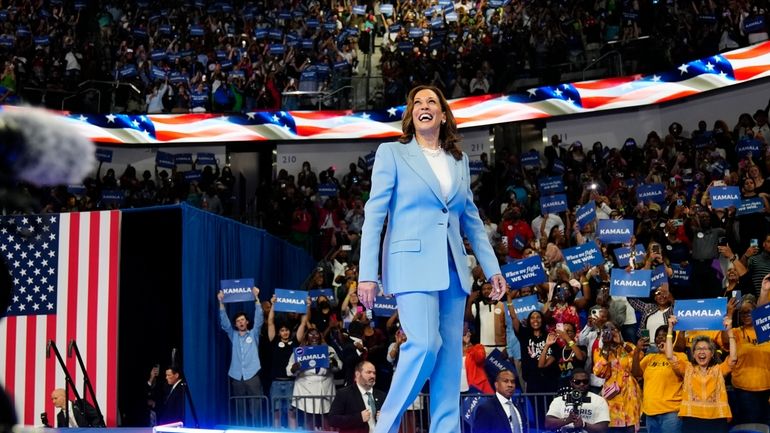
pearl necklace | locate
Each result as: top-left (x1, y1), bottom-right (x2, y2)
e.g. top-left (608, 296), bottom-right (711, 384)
top-left (421, 146), bottom-right (443, 157)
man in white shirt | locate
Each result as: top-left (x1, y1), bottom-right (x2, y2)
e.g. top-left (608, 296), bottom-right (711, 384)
top-left (545, 369), bottom-right (610, 433)
top-left (51, 388), bottom-right (104, 427)
top-left (471, 370), bottom-right (524, 433)
top-left (328, 361), bottom-right (386, 433)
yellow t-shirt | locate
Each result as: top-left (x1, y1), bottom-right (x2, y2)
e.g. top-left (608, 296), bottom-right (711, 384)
top-left (731, 327), bottom-right (770, 391)
top-left (639, 352), bottom-right (688, 416)
top-left (683, 330), bottom-right (725, 350)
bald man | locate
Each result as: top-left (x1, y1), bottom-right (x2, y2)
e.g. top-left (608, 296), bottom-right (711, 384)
top-left (50, 389), bottom-right (104, 428)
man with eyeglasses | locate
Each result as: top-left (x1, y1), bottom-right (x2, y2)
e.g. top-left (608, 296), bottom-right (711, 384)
top-left (545, 369), bottom-right (610, 433)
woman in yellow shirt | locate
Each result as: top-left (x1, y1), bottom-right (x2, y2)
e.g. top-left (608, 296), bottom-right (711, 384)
top-left (631, 325), bottom-right (687, 433)
top-left (593, 322), bottom-right (642, 432)
top-left (727, 295), bottom-right (770, 425)
top-left (665, 315), bottom-right (736, 433)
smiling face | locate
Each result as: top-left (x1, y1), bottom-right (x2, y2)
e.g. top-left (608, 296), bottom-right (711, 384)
top-left (739, 304), bottom-right (754, 327)
top-left (692, 340), bottom-right (714, 367)
top-left (410, 88), bottom-right (446, 136)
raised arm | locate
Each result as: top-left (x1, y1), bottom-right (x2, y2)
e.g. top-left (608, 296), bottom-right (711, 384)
top-left (295, 297), bottom-right (312, 344)
top-left (218, 290), bottom-right (233, 333)
top-left (665, 316), bottom-right (676, 362)
top-left (267, 294), bottom-right (277, 342)
top-left (251, 287), bottom-right (263, 330)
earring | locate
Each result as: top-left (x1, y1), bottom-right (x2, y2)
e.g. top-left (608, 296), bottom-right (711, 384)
top-left (441, 120), bottom-right (446, 125)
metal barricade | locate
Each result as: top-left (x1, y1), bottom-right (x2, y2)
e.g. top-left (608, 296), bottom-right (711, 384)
top-left (227, 395), bottom-right (270, 427)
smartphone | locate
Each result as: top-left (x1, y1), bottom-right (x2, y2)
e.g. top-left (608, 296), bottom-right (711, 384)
top-left (732, 290), bottom-right (741, 300)
top-left (751, 238), bottom-right (759, 248)
top-left (724, 169), bottom-right (730, 177)
top-left (670, 177), bottom-right (676, 186)
top-left (651, 244), bottom-right (661, 255)
top-left (713, 180), bottom-right (726, 187)
top-left (718, 237), bottom-right (728, 246)
top-left (640, 329), bottom-right (650, 339)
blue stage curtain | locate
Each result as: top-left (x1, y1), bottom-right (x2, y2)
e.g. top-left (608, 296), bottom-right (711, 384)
top-left (180, 203), bottom-right (315, 427)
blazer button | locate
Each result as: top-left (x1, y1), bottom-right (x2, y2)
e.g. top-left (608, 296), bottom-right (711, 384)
top-left (442, 208), bottom-right (448, 213)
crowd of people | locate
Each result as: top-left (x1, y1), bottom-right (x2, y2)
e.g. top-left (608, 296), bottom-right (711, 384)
top-left (112, 101), bottom-right (770, 433)
top-left (1, 0), bottom-right (770, 111)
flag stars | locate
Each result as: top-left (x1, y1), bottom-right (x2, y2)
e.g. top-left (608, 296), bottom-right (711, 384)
top-left (41, 260), bottom-right (47, 267)
top-left (527, 88), bottom-right (537, 97)
top-left (20, 251), bottom-right (26, 259)
top-left (131, 119), bottom-right (140, 128)
top-left (33, 268), bottom-right (41, 276)
top-left (6, 234), bottom-right (13, 242)
top-left (42, 242), bottom-right (49, 249)
top-left (46, 302), bottom-right (54, 310)
top-left (26, 294), bottom-right (32, 302)
top-left (19, 269), bottom-right (26, 276)
top-left (246, 112), bottom-right (256, 120)
top-left (13, 243), bottom-right (20, 251)
top-left (272, 114), bottom-right (280, 122)
top-left (361, 112), bottom-right (371, 120)
top-left (47, 266), bottom-right (55, 274)
top-left (21, 217), bottom-right (28, 225)
top-left (47, 285), bottom-right (54, 292)
top-left (719, 71), bottom-right (728, 78)
top-left (106, 114), bottom-right (116, 123)
top-left (705, 62), bottom-right (715, 71)
top-left (41, 276), bottom-right (47, 284)
top-left (553, 88), bottom-right (563, 97)
top-left (12, 261), bottom-right (19, 268)
top-left (5, 252), bottom-right (12, 260)
top-left (0, 244), bottom-right (5, 252)
top-left (652, 74), bottom-right (661, 82)
top-left (35, 216), bottom-right (42, 224)
top-left (18, 304), bottom-right (25, 311)
top-left (678, 63), bottom-right (689, 74)
top-left (49, 216), bottom-right (56, 223)
top-left (387, 107), bottom-right (398, 117)
top-left (49, 233), bottom-right (56, 241)
top-left (78, 115), bottom-right (88, 122)
top-left (41, 294), bottom-right (47, 301)
top-left (0, 228), bottom-right (6, 234)
top-left (26, 260), bottom-right (33, 268)
top-left (34, 251), bottom-right (41, 259)
top-left (43, 225), bottom-right (50, 232)
top-left (26, 277), bottom-right (32, 285)
top-left (49, 250), bottom-right (56, 258)
top-left (32, 303), bottom-right (39, 311)
top-left (33, 285), bottom-right (40, 293)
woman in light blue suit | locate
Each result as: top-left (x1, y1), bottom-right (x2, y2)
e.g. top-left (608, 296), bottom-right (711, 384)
top-left (357, 85), bottom-right (507, 433)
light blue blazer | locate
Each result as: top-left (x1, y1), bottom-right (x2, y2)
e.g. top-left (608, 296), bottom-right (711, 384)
top-left (359, 138), bottom-right (502, 294)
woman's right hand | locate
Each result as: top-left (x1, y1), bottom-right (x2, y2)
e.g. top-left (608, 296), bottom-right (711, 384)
top-left (357, 281), bottom-right (377, 309)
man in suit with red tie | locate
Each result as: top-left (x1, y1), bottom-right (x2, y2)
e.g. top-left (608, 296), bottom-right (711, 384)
top-left (328, 361), bottom-right (386, 433)
top-left (472, 370), bottom-right (524, 433)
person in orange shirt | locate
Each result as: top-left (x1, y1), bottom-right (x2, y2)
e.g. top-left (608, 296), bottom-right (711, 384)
top-left (726, 295), bottom-right (770, 425)
top-left (665, 315), bottom-right (736, 433)
top-left (631, 325), bottom-right (687, 433)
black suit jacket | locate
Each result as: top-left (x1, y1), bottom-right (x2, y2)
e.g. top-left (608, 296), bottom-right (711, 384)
top-left (158, 383), bottom-right (186, 425)
top-left (56, 399), bottom-right (104, 428)
top-left (327, 384), bottom-right (386, 433)
top-left (472, 396), bottom-right (516, 433)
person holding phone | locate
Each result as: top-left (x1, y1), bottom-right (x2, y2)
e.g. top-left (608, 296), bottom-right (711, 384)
top-left (744, 234), bottom-right (770, 295)
top-left (737, 175), bottom-right (770, 254)
top-left (631, 326), bottom-right (687, 433)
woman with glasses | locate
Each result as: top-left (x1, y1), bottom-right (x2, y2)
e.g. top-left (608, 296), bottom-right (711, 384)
top-left (593, 322), bottom-right (642, 432)
top-left (726, 295), bottom-right (770, 425)
top-left (631, 325), bottom-right (687, 433)
top-left (665, 315), bottom-right (736, 433)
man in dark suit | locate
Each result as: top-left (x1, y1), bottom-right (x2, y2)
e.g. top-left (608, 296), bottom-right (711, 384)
top-left (472, 370), bottom-right (523, 433)
top-left (157, 367), bottom-right (186, 425)
top-left (50, 388), bottom-right (104, 427)
top-left (328, 361), bottom-right (386, 433)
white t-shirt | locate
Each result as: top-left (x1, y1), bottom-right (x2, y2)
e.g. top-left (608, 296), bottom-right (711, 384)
top-left (546, 391), bottom-right (610, 433)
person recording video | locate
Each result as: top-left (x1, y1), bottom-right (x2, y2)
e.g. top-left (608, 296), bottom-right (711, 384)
top-left (545, 369), bottom-right (610, 433)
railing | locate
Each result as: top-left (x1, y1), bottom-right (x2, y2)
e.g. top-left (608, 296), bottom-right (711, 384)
top-left (582, 50), bottom-right (623, 81)
top-left (228, 392), bottom-right (558, 432)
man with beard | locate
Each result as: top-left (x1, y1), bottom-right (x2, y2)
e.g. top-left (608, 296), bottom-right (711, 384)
top-left (545, 369), bottom-right (610, 433)
top-left (498, 204), bottom-right (534, 261)
top-left (328, 361), bottom-right (386, 433)
top-left (466, 282), bottom-right (507, 355)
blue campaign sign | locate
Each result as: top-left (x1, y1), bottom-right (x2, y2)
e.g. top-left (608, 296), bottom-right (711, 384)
top-left (576, 201), bottom-right (596, 228)
top-left (373, 296), bottom-right (398, 317)
top-left (95, 148), bottom-right (113, 163)
top-left (553, 159), bottom-right (565, 174)
top-left (380, 4), bottom-right (394, 15)
top-left (318, 183), bottom-right (337, 197)
top-left (501, 256), bottom-right (546, 290)
top-left (512, 234), bottom-right (526, 250)
top-left (274, 288), bottom-right (307, 313)
top-left (610, 269), bottom-right (651, 297)
top-left (710, 186), bottom-right (741, 209)
top-left (220, 278), bottom-right (255, 303)
top-left (353, 4), bottom-right (366, 15)
top-left (294, 345), bottom-right (330, 370)
top-left (469, 160), bottom-right (485, 175)
top-left (613, 244), bottom-right (645, 267)
top-left (670, 263), bottom-right (691, 286)
top-left (674, 298), bottom-right (727, 331)
top-left (184, 170), bottom-right (202, 182)
top-left (197, 152), bottom-right (216, 165)
top-left (736, 137), bottom-right (761, 159)
top-left (636, 183), bottom-right (665, 204)
top-left (597, 219), bottom-right (634, 244)
top-left (156, 151), bottom-right (175, 168)
top-left (562, 241), bottom-right (605, 272)
top-left (510, 294), bottom-right (540, 317)
top-left (540, 193), bottom-right (568, 214)
top-left (309, 288), bottom-right (335, 305)
top-left (101, 190), bottom-right (124, 204)
top-left (538, 176), bottom-right (565, 194)
top-left (651, 264), bottom-right (668, 289)
top-left (175, 153), bottom-right (193, 165)
top-left (751, 302), bottom-right (770, 344)
top-left (520, 151), bottom-right (540, 168)
top-left (737, 197), bottom-right (765, 216)
top-left (485, 348), bottom-right (516, 379)
top-left (67, 184), bottom-right (86, 196)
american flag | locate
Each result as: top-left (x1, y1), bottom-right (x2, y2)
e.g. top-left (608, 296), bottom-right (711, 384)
top-left (0, 210), bottom-right (121, 427)
top-left (36, 40), bottom-right (768, 144)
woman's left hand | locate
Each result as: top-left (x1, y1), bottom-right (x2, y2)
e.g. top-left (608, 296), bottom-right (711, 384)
top-left (489, 274), bottom-right (507, 301)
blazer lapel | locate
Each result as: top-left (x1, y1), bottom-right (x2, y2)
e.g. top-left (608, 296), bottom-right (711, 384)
top-left (397, 138), bottom-right (445, 204)
top-left (446, 154), bottom-right (463, 203)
